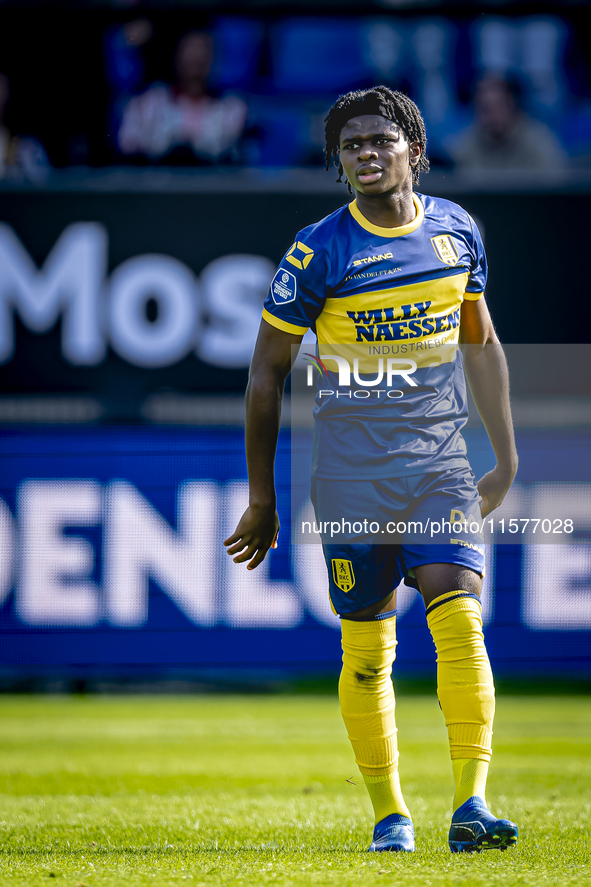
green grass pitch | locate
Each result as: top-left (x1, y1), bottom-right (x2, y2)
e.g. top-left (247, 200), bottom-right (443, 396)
top-left (0, 693), bottom-right (589, 886)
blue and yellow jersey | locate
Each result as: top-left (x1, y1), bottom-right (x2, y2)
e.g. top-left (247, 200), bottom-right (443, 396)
top-left (262, 192), bottom-right (487, 479)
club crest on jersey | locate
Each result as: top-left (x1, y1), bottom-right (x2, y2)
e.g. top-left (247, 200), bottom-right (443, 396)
top-left (286, 241), bottom-right (314, 270)
top-left (332, 559), bottom-right (355, 592)
top-left (431, 234), bottom-right (459, 266)
top-left (271, 267), bottom-right (297, 304)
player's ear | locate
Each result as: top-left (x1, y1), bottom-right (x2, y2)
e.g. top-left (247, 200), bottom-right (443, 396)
top-left (409, 141), bottom-right (421, 167)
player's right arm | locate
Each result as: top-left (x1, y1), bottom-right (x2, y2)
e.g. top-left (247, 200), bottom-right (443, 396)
top-left (224, 232), bottom-right (327, 570)
top-left (223, 319), bottom-right (303, 570)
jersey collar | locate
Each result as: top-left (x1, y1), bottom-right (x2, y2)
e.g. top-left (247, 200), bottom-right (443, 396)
top-left (348, 192), bottom-right (424, 238)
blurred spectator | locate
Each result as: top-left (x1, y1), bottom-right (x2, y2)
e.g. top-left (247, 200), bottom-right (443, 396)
top-left (105, 18), bottom-right (153, 100)
top-left (0, 73), bottom-right (50, 182)
top-left (474, 17), bottom-right (567, 122)
top-left (448, 74), bottom-right (567, 172)
top-left (117, 30), bottom-right (248, 165)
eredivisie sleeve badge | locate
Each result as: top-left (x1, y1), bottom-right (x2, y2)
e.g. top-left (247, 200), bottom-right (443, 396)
top-left (270, 268), bottom-right (297, 304)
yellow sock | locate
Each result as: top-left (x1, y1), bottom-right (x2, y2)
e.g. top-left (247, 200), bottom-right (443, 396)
top-left (452, 759), bottom-right (489, 809)
top-left (426, 591), bottom-right (495, 812)
top-left (339, 614), bottom-right (411, 824)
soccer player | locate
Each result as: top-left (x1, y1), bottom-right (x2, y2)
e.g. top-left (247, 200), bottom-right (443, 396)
top-left (224, 86), bottom-right (519, 854)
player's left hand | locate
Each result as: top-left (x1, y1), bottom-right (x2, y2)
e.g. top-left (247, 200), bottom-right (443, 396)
top-left (477, 463), bottom-right (517, 517)
top-left (223, 504), bottom-right (280, 571)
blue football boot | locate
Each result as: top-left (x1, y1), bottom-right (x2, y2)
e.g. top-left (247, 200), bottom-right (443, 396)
top-left (369, 814), bottom-right (415, 852)
top-left (449, 796), bottom-right (518, 853)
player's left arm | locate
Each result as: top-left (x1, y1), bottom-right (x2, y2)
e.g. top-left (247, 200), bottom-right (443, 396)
top-left (460, 297), bottom-right (518, 517)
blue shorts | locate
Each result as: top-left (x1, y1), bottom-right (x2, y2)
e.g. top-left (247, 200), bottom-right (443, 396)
top-left (311, 467), bottom-right (485, 616)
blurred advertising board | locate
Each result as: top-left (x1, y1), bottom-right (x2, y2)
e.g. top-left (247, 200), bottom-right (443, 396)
top-left (0, 425), bottom-right (590, 682)
top-left (0, 189), bottom-right (589, 419)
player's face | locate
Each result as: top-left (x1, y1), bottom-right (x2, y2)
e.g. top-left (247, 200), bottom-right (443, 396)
top-left (338, 115), bottom-right (420, 195)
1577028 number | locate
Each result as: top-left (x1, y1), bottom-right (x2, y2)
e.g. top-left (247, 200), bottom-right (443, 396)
top-left (489, 518), bottom-right (574, 533)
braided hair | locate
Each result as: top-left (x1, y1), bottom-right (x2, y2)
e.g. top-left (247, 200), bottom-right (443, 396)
top-left (324, 86), bottom-right (430, 191)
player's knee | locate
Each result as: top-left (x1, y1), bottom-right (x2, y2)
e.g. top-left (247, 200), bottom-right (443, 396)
top-left (442, 614), bottom-right (485, 647)
top-left (342, 644), bottom-right (396, 681)
top-left (354, 662), bottom-right (388, 684)
top-left (340, 613), bottom-right (397, 685)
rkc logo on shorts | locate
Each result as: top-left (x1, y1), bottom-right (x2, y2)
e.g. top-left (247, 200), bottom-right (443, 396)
top-left (332, 559), bottom-right (355, 592)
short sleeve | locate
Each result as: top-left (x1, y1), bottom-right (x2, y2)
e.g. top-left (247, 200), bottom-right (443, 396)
top-left (262, 234), bottom-right (328, 334)
top-left (464, 215), bottom-right (488, 301)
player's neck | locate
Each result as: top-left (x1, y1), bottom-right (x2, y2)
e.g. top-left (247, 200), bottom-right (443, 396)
top-left (355, 187), bottom-right (416, 230)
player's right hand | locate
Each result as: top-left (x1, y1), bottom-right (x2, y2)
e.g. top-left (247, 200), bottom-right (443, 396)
top-left (223, 504), bottom-right (280, 571)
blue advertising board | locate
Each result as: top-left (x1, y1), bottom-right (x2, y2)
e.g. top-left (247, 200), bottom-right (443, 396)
top-left (0, 426), bottom-right (590, 680)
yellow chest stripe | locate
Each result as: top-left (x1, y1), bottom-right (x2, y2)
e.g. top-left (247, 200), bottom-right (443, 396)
top-left (316, 273), bottom-right (469, 345)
